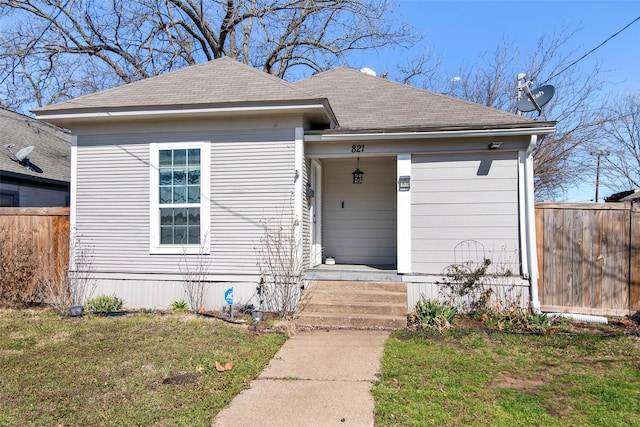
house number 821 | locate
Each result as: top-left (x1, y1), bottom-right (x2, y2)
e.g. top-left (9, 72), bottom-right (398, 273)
top-left (351, 144), bottom-right (365, 153)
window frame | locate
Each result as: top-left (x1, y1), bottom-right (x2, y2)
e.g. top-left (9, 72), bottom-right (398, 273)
top-left (0, 190), bottom-right (19, 207)
top-left (149, 141), bottom-right (211, 255)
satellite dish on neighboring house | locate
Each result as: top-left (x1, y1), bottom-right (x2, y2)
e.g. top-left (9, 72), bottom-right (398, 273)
top-left (516, 74), bottom-right (555, 117)
top-left (14, 145), bottom-right (34, 165)
top-left (4, 144), bottom-right (41, 172)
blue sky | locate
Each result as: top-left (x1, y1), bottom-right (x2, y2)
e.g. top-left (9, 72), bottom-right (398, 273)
top-left (353, 0), bottom-right (640, 201)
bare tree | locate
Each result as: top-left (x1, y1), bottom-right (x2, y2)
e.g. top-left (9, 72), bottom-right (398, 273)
top-left (398, 27), bottom-right (610, 200)
top-left (599, 91), bottom-right (640, 191)
top-left (0, 0), bottom-right (415, 113)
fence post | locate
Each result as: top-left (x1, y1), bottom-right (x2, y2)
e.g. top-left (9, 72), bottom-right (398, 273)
top-left (631, 203), bottom-right (640, 313)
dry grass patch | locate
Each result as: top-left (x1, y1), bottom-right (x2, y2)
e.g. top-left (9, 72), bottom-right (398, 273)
top-left (0, 308), bottom-right (286, 426)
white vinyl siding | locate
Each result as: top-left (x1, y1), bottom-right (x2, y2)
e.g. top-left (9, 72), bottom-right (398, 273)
top-left (210, 138), bottom-right (295, 273)
top-left (73, 125), bottom-right (295, 276)
top-left (322, 157), bottom-right (396, 265)
top-left (411, 151), bottom-right (520, 274)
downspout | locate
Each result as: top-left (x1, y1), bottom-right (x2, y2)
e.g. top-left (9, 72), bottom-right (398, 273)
top-left (69, 136), bottom-right (78, 270)
top-left (525, 135), bottom-right (541, 313)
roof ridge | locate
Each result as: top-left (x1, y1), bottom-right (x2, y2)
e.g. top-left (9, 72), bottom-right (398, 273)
top-left (218, 57), bottom-right (319, 98)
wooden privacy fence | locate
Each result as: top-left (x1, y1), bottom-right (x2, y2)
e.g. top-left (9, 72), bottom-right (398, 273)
top-left (536, 202), bottom-right (640, 316)
top-left (0, 207), bottom-right (70, 301)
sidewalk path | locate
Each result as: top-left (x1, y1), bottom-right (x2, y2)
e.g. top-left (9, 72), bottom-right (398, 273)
top-left (212, 329), bottom-right (389, 427)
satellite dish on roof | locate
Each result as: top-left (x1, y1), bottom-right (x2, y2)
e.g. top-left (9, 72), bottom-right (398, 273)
top-left (517, 85), bottom-right (555, 113)
top-left (516, 74), bottom-right (555, 117)
top-left (15, 146), bottom-right (34, 163)
top-left (359, 67), bottom-right (376, 77)
top-left (4, 144), bottom-right (41, 172)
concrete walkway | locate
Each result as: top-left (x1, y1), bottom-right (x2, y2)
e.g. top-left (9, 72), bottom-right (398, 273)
top-left (212, 329), bottom-right (389, 427)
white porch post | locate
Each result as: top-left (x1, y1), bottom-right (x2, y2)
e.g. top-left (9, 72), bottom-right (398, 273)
top-left (397, 154), bottom-right (412, 274)
top-left (518, 150), bottom-right (529, 279)
top-left (294, 127), bottom-right (305, 260)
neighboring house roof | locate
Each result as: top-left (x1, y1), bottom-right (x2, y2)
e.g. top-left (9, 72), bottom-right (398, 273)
top-left (0, 107), bottom-right (70, 184)
top-left (605, 189), bottom-right (640, 202)
top-left (34, 57), bottom-right (554, 133)
top-left (620, 190), bottom-right (640, 202)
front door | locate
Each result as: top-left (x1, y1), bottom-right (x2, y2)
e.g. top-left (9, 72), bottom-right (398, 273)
top-left (321, 157), bottom-right (397, 266)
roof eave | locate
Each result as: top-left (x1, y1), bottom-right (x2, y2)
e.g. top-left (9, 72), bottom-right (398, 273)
top-left (0, 169), bottom-right (70, 187)
top-left (35, 99), bottom-right (338, 129)
top-left (304, 122), bottom-right (556, 142)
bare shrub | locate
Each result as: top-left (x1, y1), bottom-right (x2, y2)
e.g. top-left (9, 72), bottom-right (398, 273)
top-left (178, 234), bottom-right (211, 313)
top-left (43, 231), bottom-right (96, 314)
top-left (255, 205), bottom-right (304, 319)
top-left (0, 227), bottom-right (41, 306)
top-left (438, 243), bottom-right (521, 315)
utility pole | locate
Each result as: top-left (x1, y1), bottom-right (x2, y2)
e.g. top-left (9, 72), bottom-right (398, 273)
top-left (590, 151), bottom-right (609, 202)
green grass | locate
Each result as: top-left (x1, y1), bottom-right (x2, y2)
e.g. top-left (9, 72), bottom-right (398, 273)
top-left (373, 329), bottom-right (640, 426)
top-left (0, 309), bottom-right (286, 426)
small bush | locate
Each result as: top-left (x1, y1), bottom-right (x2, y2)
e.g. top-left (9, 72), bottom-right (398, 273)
top-left (170, 300), bottom-right (189, 312)
top-left (483, 308), bottom-right (553, 332)
top-left (409, 297), bottom-right (456, 333)
top-left (0, 228), bottom-right (43, 306)
top-left (84, 294), bottom-right (124, 314)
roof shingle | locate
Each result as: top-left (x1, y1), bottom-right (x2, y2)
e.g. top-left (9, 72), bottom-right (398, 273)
top-left (35, 57), bottom-right (544, 131)
top-left (35, 57), bottom-right (318, 113)
top-left (292, 67), bottom-right (534, 130)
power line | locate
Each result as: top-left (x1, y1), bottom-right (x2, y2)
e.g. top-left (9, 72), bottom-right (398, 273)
top-left (544, 15), bottom-right (640, 83)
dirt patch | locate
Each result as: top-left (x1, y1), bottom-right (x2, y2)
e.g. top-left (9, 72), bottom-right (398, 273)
top-left (161, 372), bottom-right (200, 385)
top-left (490, 372), bottom-right (546, 393)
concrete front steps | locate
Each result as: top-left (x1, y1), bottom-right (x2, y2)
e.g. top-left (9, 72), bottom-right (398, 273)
top-left (296, 280), bottom-right (408, 330)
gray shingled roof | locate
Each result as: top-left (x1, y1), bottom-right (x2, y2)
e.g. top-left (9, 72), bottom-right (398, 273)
top-left (35, 57), bottom-right (547, 132)
top-left (293, 67), bottom-right (535, 130)
top-left (35, 57), bottom-right (319, 113)
top-left (0, 107), bottom-right (70, 183)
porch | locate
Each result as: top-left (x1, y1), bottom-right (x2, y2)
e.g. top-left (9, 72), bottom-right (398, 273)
top-left (305, 264), bottom-right (401, 282)
top-left (299, 265), bottom-right (407, 329)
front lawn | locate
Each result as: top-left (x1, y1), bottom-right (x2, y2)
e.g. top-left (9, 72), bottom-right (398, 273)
top-left (373, 329), bottom-right (640, 426)
top-left (0, 309), bottom-right (286, 426)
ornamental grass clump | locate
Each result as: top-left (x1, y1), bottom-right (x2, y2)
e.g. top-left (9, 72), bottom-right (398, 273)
top-left (84, 294), bottom-right (124, 314)
top-left (409, 296), bottom-right (456, 333)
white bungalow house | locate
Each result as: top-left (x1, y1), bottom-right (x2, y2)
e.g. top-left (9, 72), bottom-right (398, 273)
top-left (35, 57), bottom-right (554, 316)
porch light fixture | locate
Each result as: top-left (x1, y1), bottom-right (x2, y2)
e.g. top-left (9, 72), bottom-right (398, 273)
top-left (488, 141), bottom-right (503, 149)
top-left (398, 176), bottom-right (411, 191)
top-left (352, 157), bottom-right (364, 184)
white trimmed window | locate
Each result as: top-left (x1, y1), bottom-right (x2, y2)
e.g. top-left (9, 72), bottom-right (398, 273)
top-left (149, 142), bottom-right (210, 254)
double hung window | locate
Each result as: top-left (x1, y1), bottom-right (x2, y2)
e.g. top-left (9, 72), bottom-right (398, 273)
top-left (150, 142), bottom-right (210, 254)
